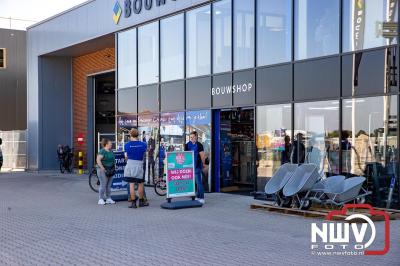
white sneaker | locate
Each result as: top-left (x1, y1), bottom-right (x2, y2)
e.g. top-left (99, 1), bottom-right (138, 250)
top-left (98, 199), bottom-right (106, 205)
top-left (106, 198), bottom-right (116, 204)
top-left (198, 199), bottom-right (205, 204)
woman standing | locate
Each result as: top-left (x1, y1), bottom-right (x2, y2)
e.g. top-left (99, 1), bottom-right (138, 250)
top-left (124, 128), bottom-right (148, 208)
top-left (96, 138), bottom-right (116, 205)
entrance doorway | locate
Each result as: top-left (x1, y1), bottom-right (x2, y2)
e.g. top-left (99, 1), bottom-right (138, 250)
top-left (94, 72), bottom-right (116, 152)
top-left (217, 108), bottom-right (256, 194)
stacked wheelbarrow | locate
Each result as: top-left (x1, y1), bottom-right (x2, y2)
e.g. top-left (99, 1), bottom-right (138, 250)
top-left (264, 163), bottom-right (371, 210)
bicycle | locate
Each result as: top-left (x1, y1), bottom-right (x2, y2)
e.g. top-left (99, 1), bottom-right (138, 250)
top-left (88, 166), bottom-right (100, 193)
top-left (57, 145), bottom-right (74, 174)
top-left (154, 175), bottom-right (167, 196)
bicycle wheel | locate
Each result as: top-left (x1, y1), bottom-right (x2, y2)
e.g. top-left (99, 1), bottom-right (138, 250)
top-left (89, 168), bottom-right (100, 193)
top-left (66, 157), bottom-right (73, 173)
top-left (59, 161), bottom-right (65, 174)
top-left (154, 180), bottom-right (167, 196)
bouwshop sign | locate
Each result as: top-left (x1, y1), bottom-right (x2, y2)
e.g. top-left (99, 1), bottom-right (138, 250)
top-left (212, 82), bottom-right (253, 96)
top-left (113, 0), bottom-right (177, 24)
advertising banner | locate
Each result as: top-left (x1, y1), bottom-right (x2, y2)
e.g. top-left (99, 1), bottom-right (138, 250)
top-left (166, 151), bottom-right (196, 198)
top-left (111, 151), bottom-right (128, 192)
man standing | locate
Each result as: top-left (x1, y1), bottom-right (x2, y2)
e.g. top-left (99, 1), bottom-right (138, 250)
top-left (147, 135), bottom-right (156, 184)
top-left (185, 131), bottom-right (206, 204)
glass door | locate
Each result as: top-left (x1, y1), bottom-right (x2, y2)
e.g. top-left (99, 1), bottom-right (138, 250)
top-left (220, 108), bottom-right (256, 194)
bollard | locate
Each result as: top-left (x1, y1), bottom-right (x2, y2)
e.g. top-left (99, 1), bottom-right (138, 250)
top-left (78, 151), bottom-right (83, 174)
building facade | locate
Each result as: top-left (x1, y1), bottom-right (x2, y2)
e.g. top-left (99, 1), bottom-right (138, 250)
top-left (0, 28), bottom-right (26, 131)
top-left (27, 0), bottom-right (400, 209)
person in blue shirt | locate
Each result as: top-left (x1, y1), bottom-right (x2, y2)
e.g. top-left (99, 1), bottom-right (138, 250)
top-left (124, 128), bottom-right (148, 208)
top-left (157, 140), bottom-right (166, 179)
top-left (185, 131), bottom-right (206, 204)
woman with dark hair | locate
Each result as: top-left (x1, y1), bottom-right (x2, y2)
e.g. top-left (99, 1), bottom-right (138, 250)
top-left (96, 138), bottom-right (116, 205)
top-left (124, 128), bottom-right (148, 208)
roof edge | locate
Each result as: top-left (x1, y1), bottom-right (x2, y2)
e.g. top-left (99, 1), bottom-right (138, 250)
top-left (27, 0), bottom-right (95, 30)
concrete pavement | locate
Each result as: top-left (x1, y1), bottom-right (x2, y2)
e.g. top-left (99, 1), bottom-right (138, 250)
top-left (0, 172), bottom-right (399, 265)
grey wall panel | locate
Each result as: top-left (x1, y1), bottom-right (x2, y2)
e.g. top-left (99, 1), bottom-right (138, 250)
top-left (186, 77), bottom-right (211, 110)
top-left (138, 85), bottom-right (159, 113)
top-left (294, 57), bottom-right (340, 101)
top-left (342, 49), bottom-right (389, 97)
top-left (233, 70), bottom-right (255, 107)
top-left (212, 74), bottom-right (232, 108)
top-left (39, 57), bottom-right (72, 170)
top-left (256, 64), bottom-right (292, 104)
top-left (0, 29), bottom-right (26, 131)
top-left (161, 81), bottom-right (185, 111)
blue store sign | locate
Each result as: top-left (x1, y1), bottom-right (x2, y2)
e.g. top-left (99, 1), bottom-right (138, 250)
top-left (112, 151), bottom-right (128, 192)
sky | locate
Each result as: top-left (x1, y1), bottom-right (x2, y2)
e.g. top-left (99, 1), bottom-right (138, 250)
top-left (0, 0), bottom-right (88, 30)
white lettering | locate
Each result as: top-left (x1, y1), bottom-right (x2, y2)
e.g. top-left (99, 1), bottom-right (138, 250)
top-left (329, 223), bottom-right (349, 243)
top-left (351, 223), bottom-right (368, 243)
top-left (212, 88), bottom-right (215, 96)
top-left (311, 223), bottom-right (328, 243)
top-left (325, 245), bottom-right (334, 250)
top-left (216, 87), bottom-right (221, 95)
top-left (354, 244), bottom-right (364, 250)
top-left (226, 86), bottom-right (232, 94)
top-left (242, 84), bottom-right (248, 92)
top-left (248, 83), bottom-right (252, 91)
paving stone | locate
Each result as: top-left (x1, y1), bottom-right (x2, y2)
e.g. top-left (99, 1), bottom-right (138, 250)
top-left (0, 172), bottom-right (398, 266)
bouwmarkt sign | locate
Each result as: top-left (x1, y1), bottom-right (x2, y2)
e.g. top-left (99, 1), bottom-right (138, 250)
top-left (113, 0), bottom-right (177, 24)
top-left (166, 151), bottom-right (196, 198)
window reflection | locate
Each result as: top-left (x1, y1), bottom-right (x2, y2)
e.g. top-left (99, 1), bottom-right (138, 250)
top-left (342, 96), bottom-right (398, 208)
top-left (343, 0), bottom-right (398, 52)
top-left (160, 112), bottom-right (185, 152)
top-left (161, 14), bottom-right (184, 82)
top-left (138, 114), bottom-right (160, 184)
top-left (116, 115), bottom-right (137, 151)
top-left (213, 0), bottom-right (232, 73)
top-left (257, 0), bottom-right (292, 66)
top-left (138, 22), bottom-right (159, 85)
top-left (294, 101), bottom-right (340, 175)
top-left (234, 0), bottom-right (254, 70)
top-left (186, 5), bottom-right (211, 78)
top-left (118, 29), bottom-right (137, 89)
top-left (186, 110), bottom-right (212, 191)
top-left (295, 0), bottom-right (339, 60)
top-left (256, 104), bottom-right (292, 190)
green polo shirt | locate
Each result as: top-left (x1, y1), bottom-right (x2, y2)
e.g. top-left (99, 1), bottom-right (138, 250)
top-left (99, 149), bottom-right (115, 168)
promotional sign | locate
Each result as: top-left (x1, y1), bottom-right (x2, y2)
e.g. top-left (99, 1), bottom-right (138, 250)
top-left (166, 151), bottom-right (195, 198)
top-left (111, 151), bottom-right (128, 192)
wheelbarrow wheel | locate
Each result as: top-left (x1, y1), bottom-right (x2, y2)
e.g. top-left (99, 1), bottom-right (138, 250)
top-left (356, 197), bottom-right (366, 204)
top-left (277, 196), bottom-right (292, 208)
top-left (299, 199), bottom-right (312, 210)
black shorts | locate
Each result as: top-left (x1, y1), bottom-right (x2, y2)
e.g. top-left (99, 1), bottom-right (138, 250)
top-left (124, 177), bottom-right (144, 184)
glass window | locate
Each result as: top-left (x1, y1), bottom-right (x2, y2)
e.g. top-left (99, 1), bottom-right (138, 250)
top-left (186, 5), bottom-right (211, 78)
top-left (0, 48), bottom-right (6, 69)
top-left (186, 110), bottom-right (212, 191)
top-left (343, 0), bottom-right (398, 52)
top-left (234, 0), bottom-right (254, 70)
top-left (138, 22), bottom-right (159, 85)
top-left (118, 29), bottom-right (137, 89)
top-left (294, 100), bottom-right (340, 175)
top-left (256, 104), bottom-right (292, 190)
top-left (138, 114), bottom-right (160, 183)
top-left (116, 115), bottom-right (137, 150)
top-left (161, 14), bottom-right (184, 82)
top-left (295, 0), bottom-right (340, 60)
top-left (160, 112), bottom-right (185, 152)
top-left (213, 0), bottom-right (232, 73)
top-left (342, 96), bottom-right (398, 208)
top-left (257, 0), bottom-right (292, 66)
top-left (118, 87), bottom-right (137, 114)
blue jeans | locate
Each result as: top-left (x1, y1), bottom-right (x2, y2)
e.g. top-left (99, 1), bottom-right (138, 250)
top-left (195, 168), bottom-right (204, 199)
